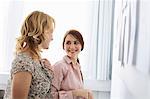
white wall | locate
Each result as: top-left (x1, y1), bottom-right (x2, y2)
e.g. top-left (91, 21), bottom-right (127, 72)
top-left (111, 0), bottom-right (150, 99)
top-left (136, 0), bottom-right (150, 75)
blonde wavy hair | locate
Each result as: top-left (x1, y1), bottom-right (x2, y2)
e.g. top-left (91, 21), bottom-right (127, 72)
top-left (16, 11), bottom-right (55, 59)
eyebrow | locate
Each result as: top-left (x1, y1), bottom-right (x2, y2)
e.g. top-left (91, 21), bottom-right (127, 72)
top-left (65, 40), bottom-right (79, 42)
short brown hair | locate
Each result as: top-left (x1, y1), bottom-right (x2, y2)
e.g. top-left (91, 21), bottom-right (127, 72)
top-left (62, 29), bottom-right (84, 51)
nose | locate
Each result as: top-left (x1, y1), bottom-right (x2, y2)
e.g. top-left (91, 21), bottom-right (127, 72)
top-left (51, 35), bottom-right (53, 41)
top-left (51, 37), bottom-right (53, 41)
top-left (70, 43), bottom-right (75, 49)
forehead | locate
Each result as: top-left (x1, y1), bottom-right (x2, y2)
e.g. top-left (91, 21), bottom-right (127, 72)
top-left (65, 34), bottom-right (78, 41)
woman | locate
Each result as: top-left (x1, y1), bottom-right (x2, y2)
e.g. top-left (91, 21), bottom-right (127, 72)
top-left (4, 11), bottom-right (55, 99)
top-left (51, 29), bottom-right (93, 99)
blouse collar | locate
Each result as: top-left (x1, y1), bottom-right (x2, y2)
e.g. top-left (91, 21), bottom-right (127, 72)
top-left (63, 55), bottom-right (81, 69)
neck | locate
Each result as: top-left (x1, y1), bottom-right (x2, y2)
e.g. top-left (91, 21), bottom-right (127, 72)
top-left (21, 49), bottom-right (41, 60)
top-left (70, 57), bottom-right (78, 65)
top-left (72, 59), bottom-right (77, 65)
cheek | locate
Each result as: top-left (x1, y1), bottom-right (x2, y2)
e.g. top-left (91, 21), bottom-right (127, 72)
top-left (45, 33), bottom-right (52, 40)
top-left (46, 35), bottom-right (51, 42)
top-left (64, 45), bottom-right (68, 50)
top-left (64, 45), bottom-right (70, 51)
top-left (78, 45), bottom-right (82, 50)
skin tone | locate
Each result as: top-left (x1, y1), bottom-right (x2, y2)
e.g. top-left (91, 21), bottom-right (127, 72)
top-left (40, 25), bottom-right (54, 49)
top-left (12, 72), bottom-right (32, 99)
top-left (64, 34), bottom-right (94, 99)
top-left (12, 24), bottom-right (54, 99)
top-left (64, 34), bottom-right (82, 65)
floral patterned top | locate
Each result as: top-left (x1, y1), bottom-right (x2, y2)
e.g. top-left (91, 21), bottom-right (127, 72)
top-left (4, 53), bottom-right (53, 99)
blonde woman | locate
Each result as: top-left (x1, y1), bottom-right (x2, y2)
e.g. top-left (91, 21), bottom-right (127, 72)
top-left (51, 30), bottom-right (94, 99)
top-left (4, 11), bottom-right (55, 99)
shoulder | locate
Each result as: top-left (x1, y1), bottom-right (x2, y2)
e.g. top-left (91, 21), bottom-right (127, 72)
top-left (53, 58), bottom-right (69, 72)
top-left (11, 53), bottom-right (35, 76)
top-left (12, 53), bottom-right (34, 66)
top-left (54, 59), bottom-right (66, 68)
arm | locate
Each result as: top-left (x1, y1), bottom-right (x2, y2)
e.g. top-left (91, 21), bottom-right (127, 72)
top-left (12, 71), bottom-right (32, 99)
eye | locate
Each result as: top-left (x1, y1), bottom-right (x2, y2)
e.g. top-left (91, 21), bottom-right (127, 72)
top-left (66, 41), bottom-right (71, 45)
top-left (74, 41), bottom-right (80, 45)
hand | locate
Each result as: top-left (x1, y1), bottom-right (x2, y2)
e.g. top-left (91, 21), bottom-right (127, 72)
top-left (41, 58), bottom-right (53, 71)
top-left (72, 89), bottom-right (94, 99)
top-left (87, 90), bottom-right (94, 99)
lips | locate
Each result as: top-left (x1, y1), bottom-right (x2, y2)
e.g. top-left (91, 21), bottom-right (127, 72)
top-left (68, 49), bottom-right (78, 53)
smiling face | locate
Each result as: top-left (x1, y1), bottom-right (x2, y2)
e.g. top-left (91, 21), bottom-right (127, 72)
top-left (64, 34), bottom-right (82, 59)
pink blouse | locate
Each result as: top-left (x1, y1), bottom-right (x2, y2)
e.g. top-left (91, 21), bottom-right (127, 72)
top-left (51, 55), bottom-right (84, 99)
